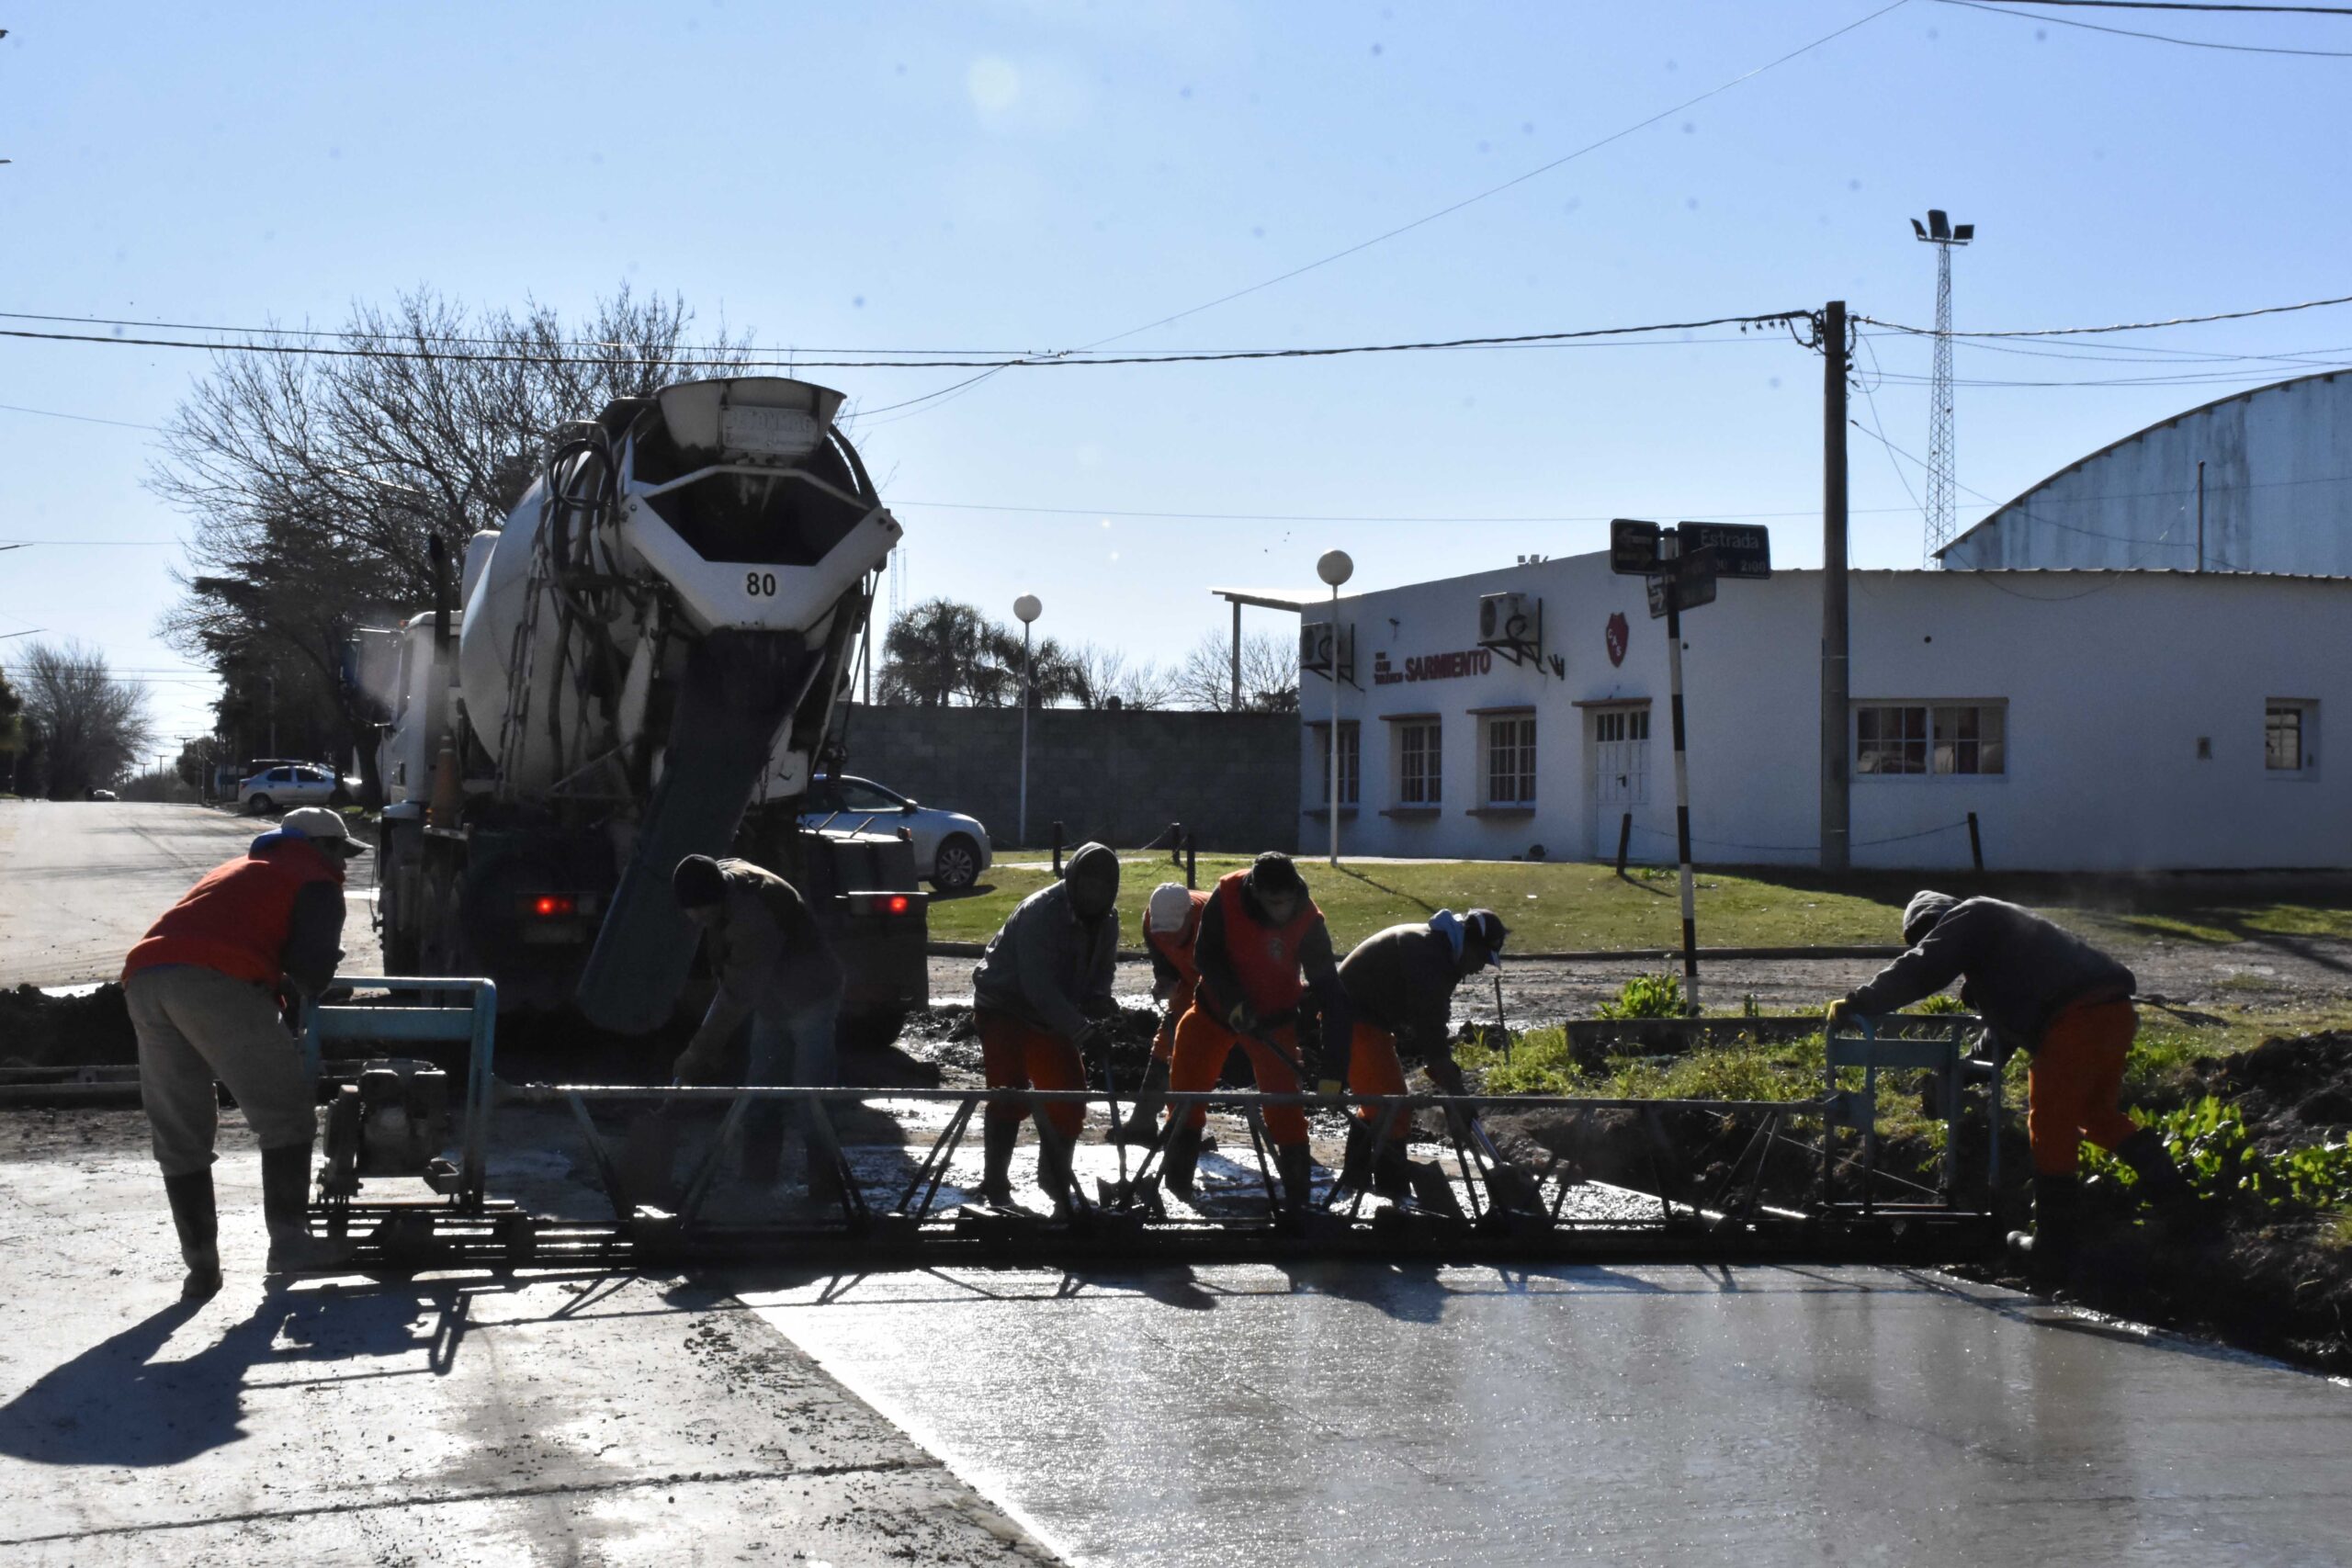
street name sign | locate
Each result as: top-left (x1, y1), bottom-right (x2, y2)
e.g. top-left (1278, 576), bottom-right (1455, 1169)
top-left (1675, 522), bottom-right (1771, 580)
top-left (1609, 518), bottom-right (1662, 576)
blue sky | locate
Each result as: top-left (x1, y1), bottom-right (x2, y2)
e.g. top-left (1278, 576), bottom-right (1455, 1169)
top-left (3, 0), bottom-right (2349, 745)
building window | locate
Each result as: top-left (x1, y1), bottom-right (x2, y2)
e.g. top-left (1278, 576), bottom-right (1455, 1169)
top-left (1857, 704), bottom-right (2004, 776)
top-left (1482, 714), bottom-right (1537, 806)
top-left (2267, 701), bottom-right (2317, 773)
top-left (1397, 721), bottom-right (1442, 804)
top-left (1593, 708), bottom-right (1649, 745)
top-left (1317, 721), bottom-right (1359, 806)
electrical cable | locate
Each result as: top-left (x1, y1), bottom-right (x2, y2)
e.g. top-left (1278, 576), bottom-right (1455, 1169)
top-left (1861, 290), bottom-right (2352, 340)
top-left (1939, 0), bottom-right (2352, 47)
top-left (0, 312), bottom-right (1810, 371)
top-left (1978, 1), bottom-right (2352, 13)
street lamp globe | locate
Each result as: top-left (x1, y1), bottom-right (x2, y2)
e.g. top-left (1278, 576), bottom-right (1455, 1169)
top-left (1013, 594), bottom-right (1042, 625)
top-left (1316, 550), bottom-right (1353, 588)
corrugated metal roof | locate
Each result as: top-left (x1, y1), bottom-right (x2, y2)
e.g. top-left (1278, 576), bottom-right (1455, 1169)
top-left (1935, 368), bottom-right (2346, 558)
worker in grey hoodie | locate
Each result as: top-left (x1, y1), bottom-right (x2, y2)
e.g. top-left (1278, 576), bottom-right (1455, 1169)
top-left (1831, 891), bottom-right (2190, 1280)
top-left (970, 842), bottom-right (1121, 1211)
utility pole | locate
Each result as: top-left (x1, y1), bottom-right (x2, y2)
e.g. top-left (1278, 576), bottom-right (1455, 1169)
top-left (1820, 300), bottom-right (1851, 875)
top-left (1659, 532), bottom-right (1702, 1014)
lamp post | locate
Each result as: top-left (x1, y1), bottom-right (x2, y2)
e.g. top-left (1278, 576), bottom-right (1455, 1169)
top-left (1316, 550), bottom-right (1353, 867)
top-left (1013, 594), bottom-right (1042, 847)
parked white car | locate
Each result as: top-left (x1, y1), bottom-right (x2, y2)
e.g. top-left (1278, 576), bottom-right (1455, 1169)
top-left (801, 774), bottom-right (992, 892)
top-left (239, 762), bottom-right (356, 815)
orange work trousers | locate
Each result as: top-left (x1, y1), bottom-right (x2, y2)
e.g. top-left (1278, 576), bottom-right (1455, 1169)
top-left (2028, 998), bottom-right (2141, 1175)
top-left (1347, 1022), bottom-right (1412, 1145)
top-left (1151, 977), bottom-right (1196, 1065)
top-left (977, 1007), bottom-right (1086, 1142)
top-left (1168, 1004), bottom-right (1307, 1147)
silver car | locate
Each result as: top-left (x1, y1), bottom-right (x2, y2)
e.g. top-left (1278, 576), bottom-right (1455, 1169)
top-left (239, 762), bottom-right (356, 815)
top-left (801, 774), bottom-right (992, 892)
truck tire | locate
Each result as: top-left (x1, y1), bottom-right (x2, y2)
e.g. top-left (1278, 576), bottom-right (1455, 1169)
top-left (932, 834), bottom-right (980, 893)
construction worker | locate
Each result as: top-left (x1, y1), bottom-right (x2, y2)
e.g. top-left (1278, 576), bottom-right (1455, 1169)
top-left (670, 854), bottom-right (846, 1194)
top-left (1108, 880), bottom-right (1207, 1145)
top-left (123, 806), bottom-right (363, 1299)
top-left (1830, 890), bottom-right (2190, 1280)
top-left (1335, 908), bottom-right (1509, 1198)
top-left (1163, 852), bottom-right (1350, 1211)
top-left (970, 841), bottom-right (1121, 1212)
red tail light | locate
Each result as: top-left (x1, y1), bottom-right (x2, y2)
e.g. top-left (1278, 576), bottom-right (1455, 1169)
top-left (531, 895), bottom-right (576, 918)
top-left (887, 894), bottom-right (910, 915)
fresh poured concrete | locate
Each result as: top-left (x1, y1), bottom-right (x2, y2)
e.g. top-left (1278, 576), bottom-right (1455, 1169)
top-left (742, 1262), bottom-right (2352, 1568)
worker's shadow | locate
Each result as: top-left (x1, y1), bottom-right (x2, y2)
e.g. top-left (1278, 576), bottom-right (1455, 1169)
top-left (0, 1282), bottom-right (467, 1469)
top-left (1278, 1259), bottom-right (1449, 1325)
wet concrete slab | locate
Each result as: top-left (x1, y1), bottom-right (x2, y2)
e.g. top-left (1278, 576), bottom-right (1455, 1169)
top-left (741, 1262), bottom-right (2352, 1568)
top-left (0, 1113), bottom-right (1053, 1566)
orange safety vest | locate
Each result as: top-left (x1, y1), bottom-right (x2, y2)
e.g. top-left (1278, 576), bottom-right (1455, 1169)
top-left (123, 840), bottom-right (341, 988)
top-left (1142, 890), bottom-right (1209, 986)
top-left (1212, 870), bottom-right (1320, 1016)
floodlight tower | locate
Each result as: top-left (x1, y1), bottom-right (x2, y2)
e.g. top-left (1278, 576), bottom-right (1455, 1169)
top-left (1910, 209), bottom-right (1975, 564)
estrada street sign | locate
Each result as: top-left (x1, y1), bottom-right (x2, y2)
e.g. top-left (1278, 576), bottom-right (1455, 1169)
top-left (1609, 518), bottom-right (1662, 576)
top-left (1676, 522), bottom-right (1771, 580)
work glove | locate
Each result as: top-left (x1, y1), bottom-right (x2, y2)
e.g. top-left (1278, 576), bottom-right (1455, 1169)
top-left (1825, 998), bottom-right (1859, 1033)
top-left (1225, 1000), bottom-right (1257, 1036)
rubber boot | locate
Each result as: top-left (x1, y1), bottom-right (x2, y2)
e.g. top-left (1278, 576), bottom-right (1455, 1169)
top-left (979, 1114), bottom-right (1020, 1207)
top-left (1108, 1060), bottom-right (1170, 1145)
top-left (163, 1168), bottom-right (222, 1301)
top-left (1276, 1143), bottom-right (1316, 1217)
top-left (260, 1143), bottom-right (350, 1274)
top-left (2114, 1128), bottom-right (2193, 1211)
top-left (2007, 1172), bottom-right (2081, 1291)
top-left (1033, 1121), bottom-right (1077, 1217)
top-left (1371, 1137), bottom-right (1413, 1200)
top-left (1162, 1122), bottom-right (1205, 1200)
top-left (1334, 1122), bottom-right (1373, 1196)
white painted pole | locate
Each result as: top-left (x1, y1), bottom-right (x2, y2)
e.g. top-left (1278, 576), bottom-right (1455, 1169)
top-left (1661, 532), bottom-right (1702, 1015)
top-left (1329, 582), bottom-right (1340, 866)
top-left (1014, 593), bottom-right (1041, 848)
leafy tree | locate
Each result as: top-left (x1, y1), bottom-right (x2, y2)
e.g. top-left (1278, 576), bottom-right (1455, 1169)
top-left (15, 640), bottom-right (154, 797)
top-left (150, 284), bottom-right (750, 802)
top-left (175, 735), bottom-right (235, 795)
top-left (876, 598), bottom-right (1083, 708)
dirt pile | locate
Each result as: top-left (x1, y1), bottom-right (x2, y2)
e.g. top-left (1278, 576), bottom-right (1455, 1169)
top-left (0, 985), bottom-right (136, 1070)
top-left (2191, 1031), bottom-right (2352, 1143)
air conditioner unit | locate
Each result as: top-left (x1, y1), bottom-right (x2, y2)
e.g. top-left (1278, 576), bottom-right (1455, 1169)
top-left (1478, 591), bottom-right (1538, 650)
top-left (1300, 621), bottom-right (1332, 672)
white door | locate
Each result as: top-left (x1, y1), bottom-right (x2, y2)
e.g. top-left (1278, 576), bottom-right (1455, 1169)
top-left (1591, 706), bottom-right (1652, 852)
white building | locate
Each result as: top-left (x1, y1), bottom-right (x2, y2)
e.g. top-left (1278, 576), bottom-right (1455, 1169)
top-left (1295, 558), bottom-right (2352, 872)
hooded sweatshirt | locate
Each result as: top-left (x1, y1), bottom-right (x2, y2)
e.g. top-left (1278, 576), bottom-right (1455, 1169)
top-left (971, 841), bottom-right (1120, 1040)
top-left (1339, 922), bottom-right (1468, 1061)
top-left (1844, 892), bottom-right (2135, 1046)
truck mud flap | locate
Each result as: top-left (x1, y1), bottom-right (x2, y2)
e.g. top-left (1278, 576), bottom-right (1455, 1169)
top-left (574, 630), bottom-right (816, 1032)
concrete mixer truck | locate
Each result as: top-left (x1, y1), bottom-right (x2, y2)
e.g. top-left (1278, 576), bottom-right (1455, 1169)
top-left (365, 376), bottom-right (927, 1036)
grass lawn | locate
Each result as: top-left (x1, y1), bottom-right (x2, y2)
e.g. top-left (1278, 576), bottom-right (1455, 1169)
top-left (927, 853), bottom-right (2352, 955)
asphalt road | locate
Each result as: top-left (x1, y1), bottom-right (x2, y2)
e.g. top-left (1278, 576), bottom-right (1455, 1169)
top-left (0, 802), bottom-right (381, 988)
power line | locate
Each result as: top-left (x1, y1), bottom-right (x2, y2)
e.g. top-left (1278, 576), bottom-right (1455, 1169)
top-left (1939, 0), bottom-right (2352, 51)
top-left (1980, 1), bottom-right (2352, 11)
top-left (1861, 289), bottom-right (2352, 340)
top-left (0, 311), bottom-right (1811, 372)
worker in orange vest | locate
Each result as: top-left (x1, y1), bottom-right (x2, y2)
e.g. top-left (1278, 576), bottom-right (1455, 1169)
top-left (1109, 881), bottom-right (1208, 1145)
top-left (122, 807), bottom-right (363, 1298)
top-left (1162, 852), bottom-right (1349, 1212)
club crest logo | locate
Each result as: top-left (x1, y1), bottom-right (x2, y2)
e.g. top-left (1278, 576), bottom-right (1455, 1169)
top-left (1605, 612), bottom-right (1630, 667)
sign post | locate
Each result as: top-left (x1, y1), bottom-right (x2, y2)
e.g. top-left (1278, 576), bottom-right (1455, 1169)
top-left (1610, 520), bottom-right (1772, 1015)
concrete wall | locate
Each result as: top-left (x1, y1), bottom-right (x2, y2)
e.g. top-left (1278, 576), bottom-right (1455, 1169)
top-left (1301, 555), bottom-right (2352, 872)
top-left (1941, 371), bottom-right (2352, 573)
top-left (837, 703), bottom-right (1299, 852)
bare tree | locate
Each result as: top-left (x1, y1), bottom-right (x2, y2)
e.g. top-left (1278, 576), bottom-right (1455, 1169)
top-left (1067, 642), bottom-right (1176, 711)
top-left (149, 284), bottom-right (751, 799)
top-left (16, 641), bottom-right (154, 796)
top-left (1171, 628), bottom-right (1299, 713)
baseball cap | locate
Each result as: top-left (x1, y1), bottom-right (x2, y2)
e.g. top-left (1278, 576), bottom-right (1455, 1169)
top-left (1463, 908), bottom-right (1509, 966)
top-left (281, 806), bottom-right (367, 855)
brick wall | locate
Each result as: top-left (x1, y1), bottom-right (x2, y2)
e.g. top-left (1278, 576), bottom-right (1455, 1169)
top-left (834, 704), bottom-right (1300, 852)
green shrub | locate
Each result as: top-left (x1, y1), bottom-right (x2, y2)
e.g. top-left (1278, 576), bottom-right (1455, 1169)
top-left (1911, 992), bottom-right (1966, 1015)
top-left (2085, 1095), bottom-right (2352, 1210)
top-left (1598, 973), bottom-right (1687, 1021)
